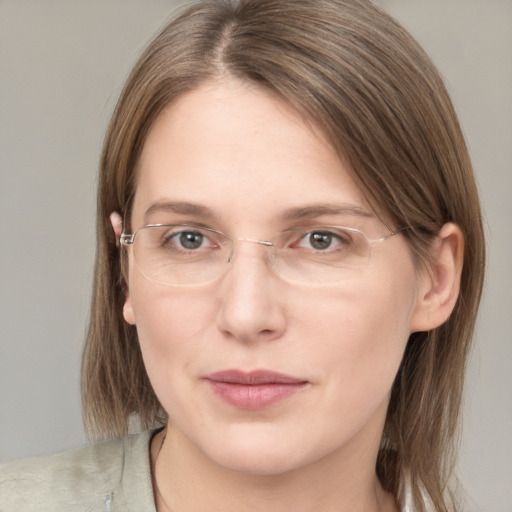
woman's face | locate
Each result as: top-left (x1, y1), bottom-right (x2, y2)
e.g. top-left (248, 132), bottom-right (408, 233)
top-left (123, 80), bottom-right (428, 476)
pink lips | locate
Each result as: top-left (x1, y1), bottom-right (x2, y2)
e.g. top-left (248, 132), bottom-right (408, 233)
top-left (205, 370), bottom-right (308, 410)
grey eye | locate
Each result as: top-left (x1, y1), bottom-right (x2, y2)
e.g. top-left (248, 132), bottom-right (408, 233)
top-left (179, 231), bottom-right (204, 249)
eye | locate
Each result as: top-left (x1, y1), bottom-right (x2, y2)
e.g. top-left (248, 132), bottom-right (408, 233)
top-left (295, 229), bottom-right (350, 251)
top-left (176, 230), bottom-right (206, 250)
top-left (307, 231), bottom-right (333, 250)
top-left (161, 228), bottom-right (214, 252)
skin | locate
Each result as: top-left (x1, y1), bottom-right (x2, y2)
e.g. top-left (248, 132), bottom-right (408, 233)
top-left (116, 79), bottom-right (463, 512)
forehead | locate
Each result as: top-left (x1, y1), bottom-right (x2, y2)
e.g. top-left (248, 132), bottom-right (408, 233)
top-left (132, 79), bottom-right (372, 229)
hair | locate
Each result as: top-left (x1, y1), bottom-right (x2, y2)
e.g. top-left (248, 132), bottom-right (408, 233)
top-left (81, 1), bottom-right (485, 510)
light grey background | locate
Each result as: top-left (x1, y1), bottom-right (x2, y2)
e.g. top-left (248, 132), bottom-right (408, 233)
top-left (0, 1), bottom-right (511, 511)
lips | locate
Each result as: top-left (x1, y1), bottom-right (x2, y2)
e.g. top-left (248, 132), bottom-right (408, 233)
top-left (205, 370), bottom-right (308, 410)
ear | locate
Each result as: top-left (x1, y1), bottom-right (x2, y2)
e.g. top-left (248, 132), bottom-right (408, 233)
top-left (110, 212), bottom-right (136, 325)
top-left (110, 211), bottom-right (123, 248)
top-left (410, 223), bottom-right (464, 332)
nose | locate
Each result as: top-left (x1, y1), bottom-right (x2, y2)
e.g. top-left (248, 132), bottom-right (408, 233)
top-left (215, 243), bottom-right (287, 344)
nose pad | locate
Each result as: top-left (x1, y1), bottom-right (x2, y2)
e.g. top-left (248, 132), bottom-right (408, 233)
top-left (215, 242), bottom-right (287, 343)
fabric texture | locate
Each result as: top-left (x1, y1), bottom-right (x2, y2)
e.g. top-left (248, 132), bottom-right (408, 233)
top-left (0, 430), bottom-right (157, 512)
top-left (1, 430), bottom-right (431, 511)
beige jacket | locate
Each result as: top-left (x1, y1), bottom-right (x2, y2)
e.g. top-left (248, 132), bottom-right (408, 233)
top-left (1, 429), bottom-right (435, 512)
top-left (0, 430), bottom-right (156, 512)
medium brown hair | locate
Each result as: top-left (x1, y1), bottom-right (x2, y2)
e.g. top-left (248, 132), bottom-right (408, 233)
top-left (81, 1), bottom-right (485, 510)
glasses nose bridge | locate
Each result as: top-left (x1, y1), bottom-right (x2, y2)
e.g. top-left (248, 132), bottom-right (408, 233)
top-left (236, 237), bottom-right (273, 247)
top-left (226, 236), bottom-right (275, 264)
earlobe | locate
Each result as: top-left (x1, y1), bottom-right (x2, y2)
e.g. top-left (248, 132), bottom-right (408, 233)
top-left (123, 293), bottom-right (136, 325)
top-left (410, 223), bottom-right (464, 333)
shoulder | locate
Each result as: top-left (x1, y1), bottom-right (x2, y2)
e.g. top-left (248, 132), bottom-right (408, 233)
top-left (0, 430), bottom-right (155, 512)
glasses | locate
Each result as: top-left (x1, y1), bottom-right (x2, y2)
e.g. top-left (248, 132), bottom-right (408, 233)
top-left (119, 224), bottom-right (405, 286)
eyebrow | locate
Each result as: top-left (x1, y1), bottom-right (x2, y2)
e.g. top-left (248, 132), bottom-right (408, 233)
top-left (143, 201), bottom-right (373, 224)
top-left (280, 204), bottom-right (373, 221)
top-left (144, 201), bottom-right (216, 223)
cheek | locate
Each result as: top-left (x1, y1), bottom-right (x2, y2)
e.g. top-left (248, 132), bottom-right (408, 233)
top-left (301, 266), bottom-right (418, 403)
top-left (128, 277), bottom-right (217, 378)
top-left (128, 282), bottom-right (224, 424)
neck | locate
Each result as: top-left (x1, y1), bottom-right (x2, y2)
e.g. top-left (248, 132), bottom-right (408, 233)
top-left (151, 425), bottom-right (398, 512)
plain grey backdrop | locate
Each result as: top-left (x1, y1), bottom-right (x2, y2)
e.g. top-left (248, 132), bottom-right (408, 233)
top-left (1, 1), bottom-right (511, 510)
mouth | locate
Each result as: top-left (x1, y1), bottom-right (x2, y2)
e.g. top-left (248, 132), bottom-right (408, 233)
top-left (204, 370), bottom-right (309, 410)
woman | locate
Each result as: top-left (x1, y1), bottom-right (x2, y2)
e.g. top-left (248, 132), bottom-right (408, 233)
top-left (0, 1), bottom-right (485, 511)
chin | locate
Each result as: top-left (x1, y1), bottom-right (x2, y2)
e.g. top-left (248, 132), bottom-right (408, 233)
top-left (216, 447), bottom-right (307, 476)
top-left (197, 425), bottom-right (330, 477)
